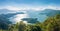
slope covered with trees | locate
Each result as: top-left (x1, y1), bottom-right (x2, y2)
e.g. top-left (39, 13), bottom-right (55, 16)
top-left (0, 14), bottom-right (60, 31)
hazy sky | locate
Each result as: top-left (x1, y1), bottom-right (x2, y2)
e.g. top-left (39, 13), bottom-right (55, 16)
top-left (0, 0), bottom-right (60, 23)
top-left (0, 0), bottom-right (60, 10)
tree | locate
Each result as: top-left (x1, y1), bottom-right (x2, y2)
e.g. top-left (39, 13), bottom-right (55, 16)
top-left (28, 23), bottom-right (41, 31)
top-left (43, 14), bottom-right (60, 31)
top-left (18, 21), bottom-right (26, 31)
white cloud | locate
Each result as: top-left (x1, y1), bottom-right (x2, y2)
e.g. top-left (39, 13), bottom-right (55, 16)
top-left (6, 6), bottom-right (21, 10)
top-left (46, 6), bottom-right (56, 10)
top-left (0, 5), bottom-right (60, 11)
top-left (23, 21), bottom-right (28, 24)
top-left (8, 5), bottom-right (60, 24)
top-left (44, 5), bottom-right (60, 10)
top-left (10, 14), bottom-right (29, 23)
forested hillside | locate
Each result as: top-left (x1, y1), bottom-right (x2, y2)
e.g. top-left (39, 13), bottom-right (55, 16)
top-left (0, 14), bottom-right (60, 31)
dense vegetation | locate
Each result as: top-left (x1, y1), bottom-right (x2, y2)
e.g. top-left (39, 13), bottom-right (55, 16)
top-left (0, 14), bottom-right (60, 31)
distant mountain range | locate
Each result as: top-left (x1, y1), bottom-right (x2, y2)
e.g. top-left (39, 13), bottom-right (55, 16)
top-left (0, 9), bottom-right (15, 14)
top-left (25, 9), bottom-right (60, 22)
top-left (39, 9), bottom-right (60, 16)
top-left (0, 9), bottom-right (60, 24)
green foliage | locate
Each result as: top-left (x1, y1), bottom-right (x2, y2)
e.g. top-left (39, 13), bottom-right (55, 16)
top-left (25, 24), bottom-right (41, 31)
top-left (0, 14), bottom-right (60, 31)
top-left (18, 21), bottom-right (27, 31)
top-left (43, 14), bottom-right (60, 31)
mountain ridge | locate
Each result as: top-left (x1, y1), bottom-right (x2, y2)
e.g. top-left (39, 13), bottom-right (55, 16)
top-left (0, 9), bottom-right (60, 23)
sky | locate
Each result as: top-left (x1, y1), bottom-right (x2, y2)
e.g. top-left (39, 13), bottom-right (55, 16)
top-left (0, 0), bottom-right (60, 23)
top-left (0, 0), bottom-right (60, 10)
